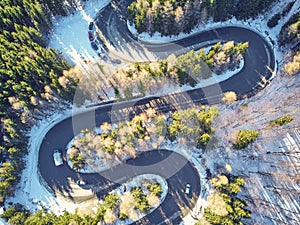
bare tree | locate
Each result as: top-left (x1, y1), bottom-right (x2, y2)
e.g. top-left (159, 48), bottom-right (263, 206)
top-left (103, 209), bottom-right (117, 224)
top-left (222, 91), bottom-right (237, 104)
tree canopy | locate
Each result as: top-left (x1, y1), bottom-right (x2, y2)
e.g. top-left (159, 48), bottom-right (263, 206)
top-left (0, 0), bottom-right (77, 199)
top-left (127, 0), bottom-right (275, 36)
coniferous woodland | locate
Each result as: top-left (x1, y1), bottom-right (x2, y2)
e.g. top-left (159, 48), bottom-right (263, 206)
top-left (0, 0), bottom-right (77, 200)
top-left (127, 0), bottom-right (275, 36)
top-left (279, 12), bottom-right (300, 76)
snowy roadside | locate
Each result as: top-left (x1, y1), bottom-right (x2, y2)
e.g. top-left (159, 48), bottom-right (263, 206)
top-left (127, 0), bottom-right (300, 77)
top-left (48, 0), bottom-right (111, 65)
top-left (5, 102), bottom-right (126, 215)
top-left (6, 105), bottom-right (89, 215)
top-left (2, 103), bottom-right (93, 214)
top-left (127, 0), bottom-right (299, 47)
top-left (6, 99), bottom-right (171, 220)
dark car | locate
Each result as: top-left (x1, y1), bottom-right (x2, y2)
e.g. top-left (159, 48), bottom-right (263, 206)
top-left (89, 21), bottom-right (94, 30)
top-left (91, 42), bottom-right (98, 50)
top-left (88, 31), bottom-right (94, 41)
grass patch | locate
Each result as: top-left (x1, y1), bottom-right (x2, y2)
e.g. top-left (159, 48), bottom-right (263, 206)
top-left (234, 130), bottom-right (259, 149)
top-left (269, 116), bottom-right (294, 126)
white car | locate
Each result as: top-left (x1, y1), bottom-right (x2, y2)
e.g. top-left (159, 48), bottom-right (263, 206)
top-left (76, 180), bottom-right (86, 186)
top-left (185, 183), bottom-right (191, 194)
top-left (53, 149), bottom-right (63, 166)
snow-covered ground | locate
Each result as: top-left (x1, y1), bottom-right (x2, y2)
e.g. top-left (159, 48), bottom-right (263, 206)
top-left (6, 105), bottom-right (86, 215)
top-left (127, 0), bottom-right (299, 47)
top-left (48, 0), bottom-right (110, 65)
top-left (208, 72), bottom-right (300, 224)
top-left (171, 59), bottom-right (244, 94)
top-left (3, 0), bottom-right (299, 224)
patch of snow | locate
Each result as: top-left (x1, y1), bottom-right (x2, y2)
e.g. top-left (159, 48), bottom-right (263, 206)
top-left (7, 107), bottom-right (75, 214)
top-left (48, 0), bottom-right (111, 65)
top-left (0, 219), bottom-right (7, 225)
top-left (181, 59), bottom-right (244, 91)
top-left (128, 0), bottom-right (299, 47)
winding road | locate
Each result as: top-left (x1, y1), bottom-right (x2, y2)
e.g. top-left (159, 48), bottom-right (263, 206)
top-left (38, 0), bottom-right (275, 224)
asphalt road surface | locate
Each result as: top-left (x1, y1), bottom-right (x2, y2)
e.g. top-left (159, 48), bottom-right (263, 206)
top-left (39, 111), bottom-right (201, 224)
top-left (97, 0), bottom-right (275, 103)
top-left (38, 0), bottom-right (275, 224)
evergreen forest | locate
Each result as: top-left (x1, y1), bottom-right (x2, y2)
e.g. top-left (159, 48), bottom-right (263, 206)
top-left (127, 0), bottom-right (275, 36)
top-left (0, 0), bottom-right (77, 200)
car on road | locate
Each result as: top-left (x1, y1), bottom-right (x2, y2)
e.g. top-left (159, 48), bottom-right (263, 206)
top-left (89, 21), bottom-right (94, 30)
top-left (185, 183), bottom-right (191, 194)
top-left (91, 42), bottom-right (98, 50)
top-left (88, 31), bottom-right (94, 41)
top-left (76, 180), bottom-right (86, 186)
top-left (53, 149), bottom-right (63, 166)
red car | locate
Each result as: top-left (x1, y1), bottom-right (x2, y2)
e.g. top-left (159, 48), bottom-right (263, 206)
top-left (88, 31), bottom-right (94, 41)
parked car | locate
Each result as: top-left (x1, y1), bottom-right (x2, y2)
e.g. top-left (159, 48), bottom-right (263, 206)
top-left (88, 31), bottom-right (94, 41)
top-left (76, 180), bottom-right (86, 186)
top-left (89, 21), bottom-right (94, 30)
top-left (91, 42), bottom-right (98, 50)
top-left (185, 183), bottom-right (191, 194)
top-left (53, 149), bottom-right (63, 166)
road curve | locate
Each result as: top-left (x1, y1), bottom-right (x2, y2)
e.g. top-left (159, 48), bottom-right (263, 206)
top-left (39, 109), bottom-right (201, 224)
top-left (97, 0), bottom-right (275, 103)
top-left (38, 1), bottom-right (276, 224)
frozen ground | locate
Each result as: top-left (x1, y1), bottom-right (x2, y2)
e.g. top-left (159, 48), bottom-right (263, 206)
top-left (6, 105), bottom-right (85, 216)
top-left (207, 71), bottom-right (300, 224)
top-left (128, 0), bottom-right (299, 47)
top-left (2, 0), bottom-right (299, 224)
top-left (48, 0), bottom-right (110, 65)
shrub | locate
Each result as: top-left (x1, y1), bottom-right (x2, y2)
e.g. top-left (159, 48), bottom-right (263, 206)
top-left (103, 209), bottom-right (117, 224)
top-left (210, 175), bottom-right (229, 188)
top-left (202, 175), bottom-right (251, 225)
top-left (207, 193), bottom-right (229, 216)
top-left (147, 193), bottom-right (160, 206)
top-left (267, 13), bottom-right (281, 28)
top-left (119, 213), bottom-right (128, 220)
top-left (68, 147), bottom-right (85, 169)
top-left (147, 183), bottom-right (163, 196)
top-left (269, 116), bottom-right (294, 126)
top-left (131, 187), bottom-right (150, 213)
top-left (283, 52), bottom-right (300, 75)
top-left (197, 133), bottom-right (212, 148)
top-left (119, 192), bottom-right (136, 220)
top-left (235, 130), bottom-right (259, 149)
top-left (222, 91), bottom-right (237, 104)
top-left (104, 194), bottom-right (119, 210)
